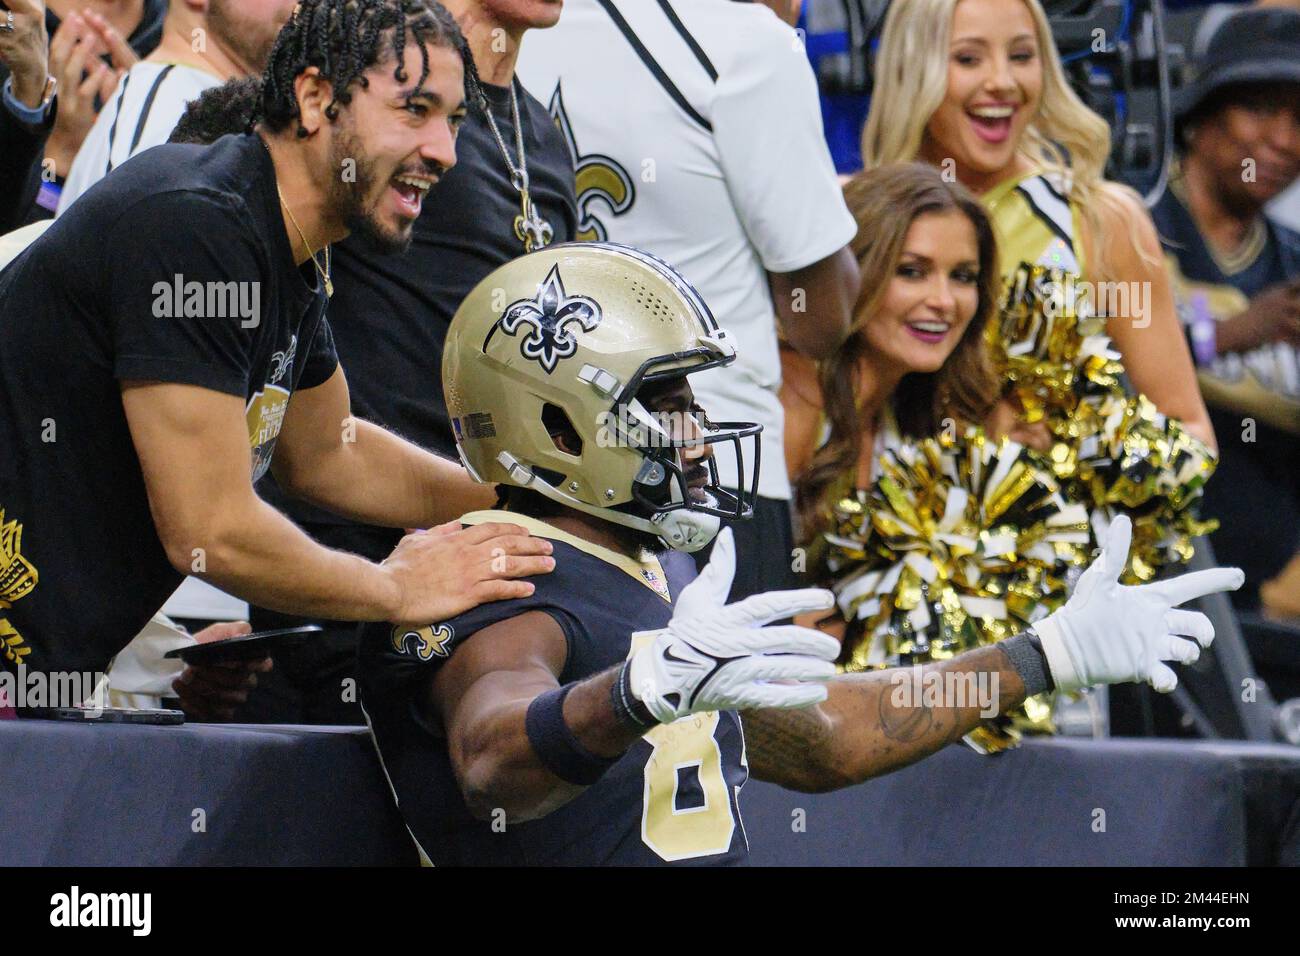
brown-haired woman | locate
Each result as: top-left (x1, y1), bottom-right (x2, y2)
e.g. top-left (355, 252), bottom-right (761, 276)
top-left (789, 163), bottom-right (1027, 517)
top-left (785, 162), bottom-right (1051, 642)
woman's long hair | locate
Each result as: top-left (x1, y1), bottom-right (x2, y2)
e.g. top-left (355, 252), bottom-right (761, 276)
top-left (795, 163), bottom-right (1001, 544)
top-left (860, 0), bottom-right (1141, 280)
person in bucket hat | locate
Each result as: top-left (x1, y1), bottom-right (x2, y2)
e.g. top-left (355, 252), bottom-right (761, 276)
top-left (1153, 5), bottom-right (1300, 613)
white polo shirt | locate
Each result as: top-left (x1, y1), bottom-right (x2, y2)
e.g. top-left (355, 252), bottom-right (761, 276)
top-left (517, 0), bottom-right (855, 500)
top-left (58, 61), bottom-right (220, 215)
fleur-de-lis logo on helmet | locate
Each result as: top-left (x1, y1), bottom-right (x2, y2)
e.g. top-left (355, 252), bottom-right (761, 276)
top-left (496, 265), bottom-right (602, 374)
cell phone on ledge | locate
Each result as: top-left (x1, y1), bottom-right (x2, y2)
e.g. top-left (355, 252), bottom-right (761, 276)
top-left (19, 707), bottom-right (186, 725)
top-left (164, 624), bottom-right (323, 665)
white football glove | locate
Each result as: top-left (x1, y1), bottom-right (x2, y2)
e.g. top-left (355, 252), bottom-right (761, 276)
top-left (1032, 515), bottom-right (1244, 694)
top-left (627, 528), bottom-right (840, 723)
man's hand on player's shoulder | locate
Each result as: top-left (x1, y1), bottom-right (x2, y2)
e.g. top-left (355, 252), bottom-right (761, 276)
top-left (382, 520), bottom-right (556, 626)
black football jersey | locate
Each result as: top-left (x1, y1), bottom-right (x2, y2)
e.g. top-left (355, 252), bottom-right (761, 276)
top-left (357, 510), bottom-right (750, 866)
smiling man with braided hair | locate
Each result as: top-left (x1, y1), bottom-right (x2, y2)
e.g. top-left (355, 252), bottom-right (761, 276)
top-left (240, 0), bottom-right (577, 724)
top-left (258, 0), bottom-right (480, 253)
top-left (0, 0), bottom-right (556, 684)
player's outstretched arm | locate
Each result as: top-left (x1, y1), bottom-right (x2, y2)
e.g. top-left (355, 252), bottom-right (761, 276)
top-left (432, 530), bottom-right (840, 823)
top-left (432, 611), bottom-right (651, 823)
top-left (742, 645), bottom-right (1029, 792)
top-left (744, 515), bottom-right (1244, 792)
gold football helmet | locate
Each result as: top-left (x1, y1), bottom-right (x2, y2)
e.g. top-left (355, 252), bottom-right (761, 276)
top-left (443, 242), bottom-right (760, 552)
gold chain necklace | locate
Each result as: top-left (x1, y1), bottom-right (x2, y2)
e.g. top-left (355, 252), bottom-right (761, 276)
top-left (481, 81), bottom-right (554, 252)
top-left (277, 184), bottom-right (333, 298)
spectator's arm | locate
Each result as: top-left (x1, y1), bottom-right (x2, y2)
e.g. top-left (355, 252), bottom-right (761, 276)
top-left (270, 364), bottom-right (497, 529)
top-left (1090, 182), bottom-right (1217, 451)
top-left (0, 0), bottom-right (50, 110)
top-left (0, 0), bottom-right (53, 229)
top-left (754, 0), bottom-right (801, 25)
top-left (768, 247), bottom-right (858, 359)
top-left (0, 99), bottom-right (51, 229)
top-left (1214, 282), bottom-right (1300, 354)
top-left (121, 380), bottom-right (550, 625)
top-left (778, 343), bottom-right (824, 481)
top-left (42, 12), bottom-right (125, 181)
top-left (711, 10), bottom-right (858, 353)
top-left (121, 380), bottom-right (405, 621)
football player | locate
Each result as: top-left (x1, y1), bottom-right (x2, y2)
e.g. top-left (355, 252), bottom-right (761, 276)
top-left (358, 242), bottom-right (1243, 866)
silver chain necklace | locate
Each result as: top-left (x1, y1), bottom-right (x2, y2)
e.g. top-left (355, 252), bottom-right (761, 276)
top-left (482, 82), bottom-right (554, 253)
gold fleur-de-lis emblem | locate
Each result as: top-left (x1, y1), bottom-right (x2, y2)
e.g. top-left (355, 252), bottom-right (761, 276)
top-left (0, 510), bottom-right (38, 609)
top-left (391, 623), bottom-right (455, 662)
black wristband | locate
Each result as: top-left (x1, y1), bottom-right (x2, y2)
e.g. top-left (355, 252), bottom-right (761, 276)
top-left (1025, 631), bottom-right (1055, 691)
top-left (999, 632), bottom-right (1055, 696)
top-left (525, 683), bottom-right (619, 786)
top-left (610, 660), bottom-right (656, 731)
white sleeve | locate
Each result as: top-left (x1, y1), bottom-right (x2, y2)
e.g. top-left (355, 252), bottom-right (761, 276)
top-left (711, 18), bottom-right (857, 275)
top-left (104, 614), bottom-right (194, 704)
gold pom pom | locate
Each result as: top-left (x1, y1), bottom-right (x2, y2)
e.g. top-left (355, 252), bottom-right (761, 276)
top-left (820, 427), bottom-right (1090, 747)
top-left (993, 262), bottom-right (1218, 581)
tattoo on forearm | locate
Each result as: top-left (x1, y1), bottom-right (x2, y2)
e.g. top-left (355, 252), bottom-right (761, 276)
top-left (877, 683), bottom-right (936, 743)
top-left (743, 706), bottom-right (834, 787)
top-left (744, 647), bottom-right (1027, 791)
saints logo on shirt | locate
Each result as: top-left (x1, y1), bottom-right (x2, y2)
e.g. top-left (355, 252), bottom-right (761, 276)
top-left (245, 335), bottom-right (297, 482)
top-left (548, 83), bottom-right (635, 243)
top-left (269, 335), bottom-right (298, 386)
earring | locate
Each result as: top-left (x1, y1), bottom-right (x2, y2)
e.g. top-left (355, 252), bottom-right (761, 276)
top-left (296, 124), bottom-right (309, 139)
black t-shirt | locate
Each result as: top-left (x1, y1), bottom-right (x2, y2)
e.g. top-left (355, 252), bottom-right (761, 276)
top-left (0, 132), bottom-right (338, 675)
top-left (357, 511), bottom-right (750, 867)
top-left (258, 78), bottom-right (578, 557)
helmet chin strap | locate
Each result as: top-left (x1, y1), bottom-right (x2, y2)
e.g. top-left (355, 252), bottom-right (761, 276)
top-left (648, 509), bottom-right (721, 554)
top-left (496, 451), bottom-right (722, 554)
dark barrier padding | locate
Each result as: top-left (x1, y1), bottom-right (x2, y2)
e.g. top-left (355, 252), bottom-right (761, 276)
top-left (742, 737), bottom-right (1298, 866)
top-left (3, 722), bottom-right (1298, 865)
top-left (0, 721), bottom-right (417, 866)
